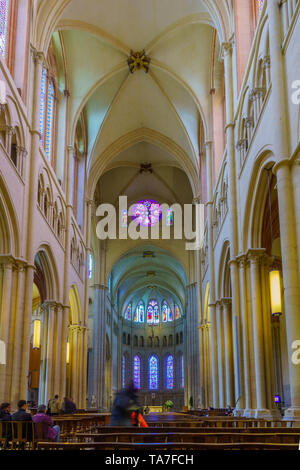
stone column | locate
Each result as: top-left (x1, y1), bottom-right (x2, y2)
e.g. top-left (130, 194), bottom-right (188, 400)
top-left (274, 162), bottom-right (300, 418)
top-left (0, 259), bottom-right (13, 402)
top-left (53, 304), bottom-right (63, 397)
top-left (59, 306), bottom-right (69, 398)
top-left (267, 0), bottom-right (300, 418)
top-left (237, 255), bottom-right (252, 413)
top-left (205, 141), bottom-right (219, 408)
top-left (20, 49), bottom-right (45, 401)
top-left (222, 40), bottom-right (244, 412)
top-left (88, 285), bottom-right (107, 410)
top-left (216, 301), bottom-right (225, 408)
top-left (248, 250), bottom-right (270, 416)
top-left (222, 298), bottom-right (234, 407)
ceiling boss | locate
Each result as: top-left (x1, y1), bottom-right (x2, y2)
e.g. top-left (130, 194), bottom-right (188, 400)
top-left (127, 49), bottom-right (151, 74)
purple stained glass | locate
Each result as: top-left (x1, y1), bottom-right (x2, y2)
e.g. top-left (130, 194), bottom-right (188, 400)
top-left (131, 199), bottom-right (162, 227)
top-left (0, 0), bottom-right (9, 58)
top-left (125, 303), bottom-right (132, 320)
top-left (148, 355), bottom-right (158, 390)
top-left (166, 355), bottom-right (173, 390)
top-left (162, 302), bottom-right (168, 322)
top-left (40, 69), bottom-right (47, 143)
top-left (133, 355), bottom-right (141, 389)
top-left (258, 0), bottom-right (264, 13)
top-left (147, 300), bottom-right (159, 324)
top-left (122, 355), bottom-right (125, 388)
top-left (45, 81), bottom-right (54, 160)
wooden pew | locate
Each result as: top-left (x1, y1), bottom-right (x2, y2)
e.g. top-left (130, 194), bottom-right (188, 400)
top-left (37, 441), bottom-right (299, 450)
top-left (74, 431), bottom-right (300, 444)
top-left (95, 426), bottom-right (300, 434)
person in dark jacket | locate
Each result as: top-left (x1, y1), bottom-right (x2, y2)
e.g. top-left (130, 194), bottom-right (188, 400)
top-left (0, 402), bottom-right (11, 421)
top-left (0, 402), bottom-right (12, 445)
top-left (110, 381), bottom-right (140, 426)
top-left (62, 397), bottom-right (77, 414)
top-left (11, 400), bottom-right (33, 442)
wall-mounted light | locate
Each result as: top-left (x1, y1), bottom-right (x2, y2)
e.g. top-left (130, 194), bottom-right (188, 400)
top-left (66, 342), bottom-right (70, 364)
top-left (33, 319), bottom-right (41, 349)
top-left (269, 270), bottom-right (282, 316)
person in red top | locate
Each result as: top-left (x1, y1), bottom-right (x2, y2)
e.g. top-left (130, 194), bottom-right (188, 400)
top-left (32, 405), bottom-right (60, 441)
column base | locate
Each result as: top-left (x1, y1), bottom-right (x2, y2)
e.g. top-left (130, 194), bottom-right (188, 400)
top-left (233, 408), bottom-right (244, 417)
top-left (243, 409), bottom-right (256, 418)
top-left (284, 407), bottom-right (300, 423)
top-left (253, 409), bottom-right (281, 419)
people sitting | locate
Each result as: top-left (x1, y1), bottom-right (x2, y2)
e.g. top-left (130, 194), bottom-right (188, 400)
top-left (47, 395), bottom-right (61, 416)
top-left (11, 399), bottom-right (33, 442)
top-left (0, 402), bottom-right (12, 446)
top-left (32, 405), bottom-right (60, 442)
top-left (0, 402), bottom-right (11, 421)
top-left (62, 397), bottom-right (77, 414)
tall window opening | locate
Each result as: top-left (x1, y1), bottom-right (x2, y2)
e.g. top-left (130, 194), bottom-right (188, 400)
top-left (166, 355), bottom-right (174, 390)
top-left (133, 355), bottom-right (141, 389)
top-left (148, 355), bottom-right (159, 390)
top-left (147, 299), bottom-right (159, 325)
top-left (134, 301), bottom-right (145, 322)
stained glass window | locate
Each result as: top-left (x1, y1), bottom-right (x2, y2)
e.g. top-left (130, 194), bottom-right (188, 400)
top-left (132, 199), bottom-right (162, 227)
top-left (147, 299), bottom-right (159, 324)
top-left (45, 81), bottom-right (54, 161)
top-left (122, 355), bottom-right (125, 388)
top-left (148, 355), bottom-right (158, 390)
top-left (175, 305), bottom-right (180, 320)
top-left (40, 68), bottom-right (47, 143)
top-left (162, 301), bottom-right (172, 322)
top-left (125, 303), bottom-right (132, 320)
top-left (133, 355), bottom-right (141, 389)
top-left (162, 301), bottom-right (168, 323)
top-left (258, 0), bottom-right (264, 14)
top-left (166, 209), bottom-right (173, 226)
top-left (0, 1), bottom-right (9, 59)
top-left (166, 355), bottom-right (174, 389)
top-left (88, 253), bottom-right (93, 279)
top-left (121, 209), bottom-right (128, 227)
top-left (134, 301), bottom-right (144, 322)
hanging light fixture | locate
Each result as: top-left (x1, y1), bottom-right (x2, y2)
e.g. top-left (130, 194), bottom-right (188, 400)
top-left (33, 319), bottom-right (41, 349)
top-left (269, 270), bottom-right (282, 316)
top-left (266, 168), bottom-right (282, 316)
top-left (66, 342), bottom-right (70, 364)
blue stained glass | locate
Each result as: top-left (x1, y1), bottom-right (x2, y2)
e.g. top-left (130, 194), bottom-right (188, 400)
top-left (166, 355), bottom-right (174, 389)
top-left (40, 69), bottom-right (46, 142)
top-left (0, 1), bottom-right (9, 58)
top-left (88, 253), bottom-right (93, 279)
top-left (45, 81), bottom-right (54, 160)
top-left (122, 355), bottom-right (125, 388)
top-left (147, 300), bottom-right (159, 324)
top-left (133, 355), bottom-right (141, 389)
top-left (134, 301), bottom-right (144, 322)
top-left (148, 355), bottom-right (158, 390)
top-left (125, 303), bottom-right (132, 320)
top-left (121, 210), bottom-right (127, 227)
top-left (166, 209), bottom-right (173, 226)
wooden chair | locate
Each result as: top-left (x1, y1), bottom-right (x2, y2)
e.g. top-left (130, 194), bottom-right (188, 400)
top-left (11, 421), bottom-right (34, 450)
top-left (0, 421), bottom-right (12, 449)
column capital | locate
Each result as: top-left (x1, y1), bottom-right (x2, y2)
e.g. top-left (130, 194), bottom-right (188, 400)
top-left (30, 46), bottom-right (45, 66)
top-left (204, 141), bottom-right (213, 149)
top-left (221, 297), bottom-right (232, 307)
top-left (220, 40), bottom-right (233, 59)
top-left (192, 195), bottom-right (201, 205)
top-left (247, 248), bottom-right (266, 264)
top-left (67, 145), bottom-right (75, 153)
